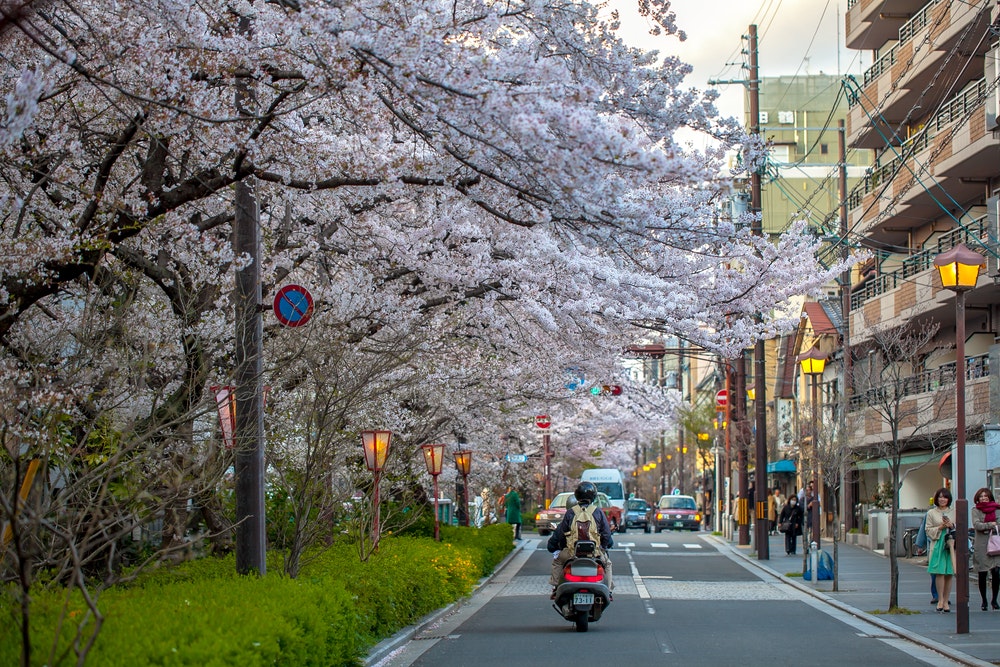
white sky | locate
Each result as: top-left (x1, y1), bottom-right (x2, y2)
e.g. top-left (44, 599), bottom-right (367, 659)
top-left (611, 0), bottom-right (872, 123)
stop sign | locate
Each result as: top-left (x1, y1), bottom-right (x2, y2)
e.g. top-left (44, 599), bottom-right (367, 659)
top-left (535, 415), bottom-right (551, 429)
top-left (715, 390), bottom-right (728, 410)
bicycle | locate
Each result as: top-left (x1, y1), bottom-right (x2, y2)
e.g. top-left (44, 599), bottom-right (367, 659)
top-left (902, 526), bottom-right (924, 558)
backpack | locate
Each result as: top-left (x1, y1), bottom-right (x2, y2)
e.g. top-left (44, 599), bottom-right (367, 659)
top-left (565, 503), bottom-right (602, 553)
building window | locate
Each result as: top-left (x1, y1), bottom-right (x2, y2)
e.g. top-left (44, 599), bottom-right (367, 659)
top-left (821, 144), bottom-right (829, 154)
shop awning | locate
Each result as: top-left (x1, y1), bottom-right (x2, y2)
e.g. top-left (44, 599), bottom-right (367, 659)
top-left (854, 451), bottom-right (939, 471)
top-left (767, 460), bottom-right (796, 474)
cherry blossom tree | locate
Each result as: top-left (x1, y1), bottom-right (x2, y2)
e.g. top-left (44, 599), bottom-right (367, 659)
top-left (0, 0), bottom-right (852, 658)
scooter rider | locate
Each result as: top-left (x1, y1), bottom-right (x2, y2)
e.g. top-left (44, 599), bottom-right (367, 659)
top-left (547, 481), bottom-right (614, 598)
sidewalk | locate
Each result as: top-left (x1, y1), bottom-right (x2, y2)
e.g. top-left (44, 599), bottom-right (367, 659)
top-left (718, 532), bottom-right (999, 667)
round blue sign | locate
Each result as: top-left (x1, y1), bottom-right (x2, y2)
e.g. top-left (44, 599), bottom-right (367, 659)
top-left (273, 284), bottom-right (314, 327)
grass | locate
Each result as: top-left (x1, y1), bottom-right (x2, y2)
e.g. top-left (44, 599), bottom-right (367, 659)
top-left (868, 607), bottom-right (918, 615)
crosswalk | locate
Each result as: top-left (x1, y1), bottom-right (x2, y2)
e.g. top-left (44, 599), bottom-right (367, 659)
top-left (614, 542), bottom-right (703, 550)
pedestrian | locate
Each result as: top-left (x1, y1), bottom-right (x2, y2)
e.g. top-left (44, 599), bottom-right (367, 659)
top-left (778, 494), bottom-right (804, 555)
top-left (504, 486), bottom-right (522, 541)
top-left (768, 487), bottom-right (784, 536)
top-left (926, 487), bottom-right (956, 613)
top-left (972, 487), bottom-right (1000, 611)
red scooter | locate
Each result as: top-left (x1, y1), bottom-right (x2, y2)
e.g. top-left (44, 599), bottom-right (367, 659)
top-left (551, 539), bottom-right (612, 632)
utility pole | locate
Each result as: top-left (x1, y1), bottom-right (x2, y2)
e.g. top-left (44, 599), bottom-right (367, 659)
top-left (678, 340), bottom-right (685, 495)
top-left (838, 119), bottom-right (854, 536)
top-left (736, 352), bottom-right (750, 546)
top-left (748, 24), bottom-right (769, 560)
top-left (234, 12), bottom-right (266, 576)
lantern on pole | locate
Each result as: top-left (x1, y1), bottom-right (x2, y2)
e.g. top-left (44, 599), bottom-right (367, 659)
top-left (361, 430), bottom-right (392, 550)
top-left (934, 242), bottom-right (985, 634)
top-left (797, 344), bottom-right (826, 553)
top-left (421, 443), bottom-right (446, 541)
top-left (454, 450), bottom-right (472, 527)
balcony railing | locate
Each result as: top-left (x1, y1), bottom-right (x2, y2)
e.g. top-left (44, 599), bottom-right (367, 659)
top-left (850, 214), bottom-right (988, 310)
top-left (852, 0), bottom-right (942, 104)
top-left (846, 78), bottom-right (987, 210)
top-left (848, 353), bottom-right (990, 412)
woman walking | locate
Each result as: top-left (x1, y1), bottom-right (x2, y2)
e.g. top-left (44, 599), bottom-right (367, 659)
top-left (972, 487), bottom-right (1000, 610)
top-left (926, 487), bottom-right (956, 613)
top-left (778, 495), bottom-right (804, 555)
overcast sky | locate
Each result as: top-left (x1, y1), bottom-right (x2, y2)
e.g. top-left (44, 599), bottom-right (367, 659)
top-left (610, 0), bottom-right (872, 123)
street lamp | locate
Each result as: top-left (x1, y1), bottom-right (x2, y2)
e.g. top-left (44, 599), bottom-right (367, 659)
top-left (421, 443), bottom-right (446, 541)
top-left (361, 430), bottom-right (392, 551)
top-left (797, 345), bottom-right (826, 553)
top-left (454, 450), bottom-right (472, 527)
top-left (934, 242), bottom-right (986, 635)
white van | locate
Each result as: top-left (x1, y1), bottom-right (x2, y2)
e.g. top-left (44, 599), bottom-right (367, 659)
top-left (580, 468), bottom-right (626, 511)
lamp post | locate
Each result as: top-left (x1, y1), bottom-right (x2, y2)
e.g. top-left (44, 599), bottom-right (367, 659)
top-left (934, 242), bottom-right (986, 635)
top-left (361, 430), bottom-right (392, 551)
top-left (454, 450), bottom-right (472, 527)
top-left (421, 443), bottom-right (446, 541)
top-left (797, 345), bottom-right (826, 553)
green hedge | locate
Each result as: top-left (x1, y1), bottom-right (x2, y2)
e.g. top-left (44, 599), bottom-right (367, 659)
top-left (0, 525), bottom-right (514, 666)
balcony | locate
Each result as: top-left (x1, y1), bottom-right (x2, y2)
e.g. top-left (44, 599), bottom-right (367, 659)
top-left (846, 0), bottom-right (992, 149)
top-left (846, 79), bottom-right (999, 237)
top-left (846, 0), bottom-right (926, 51)
top-left (849, 215), bottom-right (988, 312)
top-left (848, 354), bottom-right (991, 448)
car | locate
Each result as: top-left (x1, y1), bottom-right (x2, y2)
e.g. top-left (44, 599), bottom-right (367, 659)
top-left (625, 498), bottom-right (652, 533)
top-left (653, 494), bottom-right (701, 532)
top-left (535, 491), bottom-right (625, 536)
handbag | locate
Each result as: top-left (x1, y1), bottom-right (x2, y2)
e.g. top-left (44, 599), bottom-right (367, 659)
top-left (778, 521), bottom-right (791, 533)
top-left (987, 527), bottom-right (1000, 557)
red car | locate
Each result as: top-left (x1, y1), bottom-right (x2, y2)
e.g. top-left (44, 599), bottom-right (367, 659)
top-left (535, 492), bottom-right (624, 536)
top-left (653, 494), bottom-right (701, 532)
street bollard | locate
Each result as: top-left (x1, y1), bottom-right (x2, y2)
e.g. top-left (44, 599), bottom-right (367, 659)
top-left (810, 541), bottom-right (818, 585)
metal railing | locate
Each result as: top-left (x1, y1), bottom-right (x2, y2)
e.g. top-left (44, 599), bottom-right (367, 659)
top-left (846, 78), bottom-right (987, 211)
top-left (849, 353), bottom-right (990, 411)
top-left (852, 0), bottom-right (943, 107)
top-left (850, 215), bottom-right (988, 310)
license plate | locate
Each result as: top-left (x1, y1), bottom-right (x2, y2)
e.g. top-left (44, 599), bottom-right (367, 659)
top-left (572, 593), bottom-right (594, 605)
top-left (674, 521), bottom-right (684, 528)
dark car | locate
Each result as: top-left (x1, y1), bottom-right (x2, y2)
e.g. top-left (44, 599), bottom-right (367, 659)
top-left (653, 494), bottom-right (701, 532)
top-left (625, 498), bottom-right (652, 533)
top-left (535, 491), bottom-right (624, 536)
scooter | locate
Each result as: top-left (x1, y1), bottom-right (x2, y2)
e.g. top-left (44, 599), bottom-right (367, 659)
top-left (551, 539), bottom-right (612, 632)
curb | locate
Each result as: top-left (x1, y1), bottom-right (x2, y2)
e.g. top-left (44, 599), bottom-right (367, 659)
top-left (363, 539), bottom-right (530, 666)
top-left (707, 535), bottom-right (993, 667)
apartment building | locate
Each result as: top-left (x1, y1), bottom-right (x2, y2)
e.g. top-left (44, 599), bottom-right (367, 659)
top-left (842, 0), bottom-right (1000, 539)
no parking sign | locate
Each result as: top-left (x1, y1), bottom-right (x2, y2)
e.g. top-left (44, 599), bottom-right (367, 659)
top-left (273, 284), bottom-right (314, 327)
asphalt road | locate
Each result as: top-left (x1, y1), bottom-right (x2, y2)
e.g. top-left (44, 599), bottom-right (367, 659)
top-left (372, 530), bottom-right (965, 667)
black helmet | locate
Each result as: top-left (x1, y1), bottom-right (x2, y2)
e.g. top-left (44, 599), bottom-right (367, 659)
top-left (575, 481), bottom-right (597, 505)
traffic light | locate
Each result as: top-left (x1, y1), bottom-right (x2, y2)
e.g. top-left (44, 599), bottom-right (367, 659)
top-left (589, 384), bottom-right (623, 396)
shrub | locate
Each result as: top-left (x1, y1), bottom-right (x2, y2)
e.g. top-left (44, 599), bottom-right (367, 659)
top-left (1, 531), bottom-right (513, 666)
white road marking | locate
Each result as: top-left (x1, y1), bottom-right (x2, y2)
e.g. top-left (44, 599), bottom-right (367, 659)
top-left (651, 542), bottom-right (669, 548)
top-left (683, 544), bottom-right (703, 549)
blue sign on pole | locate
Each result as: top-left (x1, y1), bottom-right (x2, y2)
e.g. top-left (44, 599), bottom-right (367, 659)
top-left (273, 284), bottom-right (314, 327)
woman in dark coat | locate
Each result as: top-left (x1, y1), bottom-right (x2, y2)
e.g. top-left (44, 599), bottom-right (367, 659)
top-left (779, 495), bottom-right (804, 555)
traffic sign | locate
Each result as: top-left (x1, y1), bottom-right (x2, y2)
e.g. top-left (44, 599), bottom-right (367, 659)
top-left (273, 284), bottom-right (314, 327)
top-left (505, 454), bottom-right (528, 463)
top-left (535, 415), bottom-right (551, 429)
top-left (715, 389), bottom-right (728, 410)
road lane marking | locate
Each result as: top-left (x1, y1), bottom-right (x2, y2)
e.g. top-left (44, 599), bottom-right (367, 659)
top-left (625, 547), bottom-right (655, 614)
top-left (651, 542), bottom-right (669, 548)
top-left (683, 544), bottom-right (703, 549)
